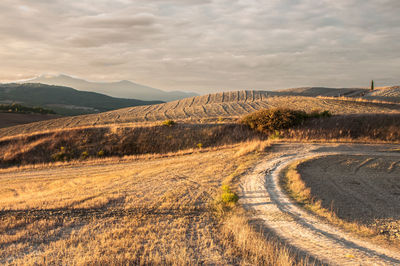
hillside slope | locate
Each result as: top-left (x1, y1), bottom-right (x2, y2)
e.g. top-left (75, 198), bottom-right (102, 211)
top-left (1, 90), bottom-right (400, 138)
top-left (27, 74), bottom-right (199, 102)
top-left (0, 83), bottom-right (163, 115)
top-left (277, 87), bottom-right (368, 97)
top-left (0, 113), bottom-right (60, 128)
top-left (364, 86), bottom-right (400, 103)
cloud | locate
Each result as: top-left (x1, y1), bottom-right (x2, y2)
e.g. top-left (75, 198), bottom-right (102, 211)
top-left (0, 0), bottom-right (399, 91)
top-left (77, 13), bottom-right (157, 28)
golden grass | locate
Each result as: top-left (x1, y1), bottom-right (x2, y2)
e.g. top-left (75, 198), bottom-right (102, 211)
top-left (317, 95), bottom-right (400, 105)
top-left (219, 210), bottom-right (301, 265)
top-left (234, 139), bottom-right (271, 157)
top-left (4, 112), bottom-right (400, 169)
top-left (0, 141), bottom-right (303, 265)
top-left (277, 113), bottom-right (400, 143)
top-left (0, 123), bottom-right (264, 168)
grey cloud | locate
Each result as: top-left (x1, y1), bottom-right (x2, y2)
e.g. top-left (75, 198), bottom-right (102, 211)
top-left (77, 13), bottom-right (157, 28)
top-left (0, 0), bottom-right (399, 91)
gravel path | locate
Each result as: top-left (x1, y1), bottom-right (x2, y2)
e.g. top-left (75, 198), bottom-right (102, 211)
top-left (240, 143), bottom-right (400, 265)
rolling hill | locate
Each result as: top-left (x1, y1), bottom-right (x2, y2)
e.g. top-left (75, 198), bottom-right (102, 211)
top-left (364, 86), bottom-right (400, 103)
top-left (26, 74), bottom-right (199, 102)
top-left (0, 83), bottom-right (163, 116)
top-left (1, 89), bottom-right (400, 138)
top-left (277, 87), bottom-right (368, 97)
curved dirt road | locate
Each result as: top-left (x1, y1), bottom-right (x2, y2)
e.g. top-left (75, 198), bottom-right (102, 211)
top-left (239, 143), bottom-right (400, 265)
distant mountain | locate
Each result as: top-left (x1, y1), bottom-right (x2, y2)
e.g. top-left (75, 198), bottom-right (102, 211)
top-left (26, 74), bottom-right (199, 102)
top-left (0, 83), bottom-right (163, 116)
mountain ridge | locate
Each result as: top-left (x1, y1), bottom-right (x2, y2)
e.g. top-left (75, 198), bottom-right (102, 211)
top-left (25, 74), bottom-right (199, 102)
top-left (0, 83), bottom-right (163, 115)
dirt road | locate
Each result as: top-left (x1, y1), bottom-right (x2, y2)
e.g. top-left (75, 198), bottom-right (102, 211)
top-left (240, 143), bottom-right (400, 265)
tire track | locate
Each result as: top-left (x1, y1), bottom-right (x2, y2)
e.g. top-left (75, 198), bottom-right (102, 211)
top-left (353, 158), bottom-right (376, 173)
top-left (240, 144), bottom-right (400, 265)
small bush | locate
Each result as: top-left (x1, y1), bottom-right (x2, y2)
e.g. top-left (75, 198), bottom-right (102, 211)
top-left (269, 130), bottom-right (282, 140)
top-left (241, 108), bottom-right (331, 134)
top-left (220, 185), bottom-right (239, 204)
top-left (97, 150), bottom-right (105, 157)
top-left (81, 151), bottom-right (89, 159)
top-left (309, 109), bottom-right (332, 118)
top-left (162, 120), bottom-right (176, 127)
top-left (51, 146), bottom-right (70, 162)
top-left (241, 108), bottom-right (307, 133)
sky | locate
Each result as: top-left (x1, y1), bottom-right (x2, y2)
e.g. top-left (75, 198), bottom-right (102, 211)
top-left (0, 0), bottom-right (399, 93)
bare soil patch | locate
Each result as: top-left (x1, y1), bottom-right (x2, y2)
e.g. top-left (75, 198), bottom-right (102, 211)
top-left (297, 154), bottom-right (400, 240)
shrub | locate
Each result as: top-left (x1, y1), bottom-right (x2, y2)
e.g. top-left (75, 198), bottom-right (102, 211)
top-left (220, 185), bottom-right (239, 204)
top-left (269, 130), bottom-right (282, 140)
top-left (97, 150), bottom-right (105, 157)
top-left (241, 108), bottom-right (331, 134)
top-left (81, 151), bottom-right (89, 159)
top-left (241, 108), bottom-right (307, 133)
top-left (51, 146), bottom-right (70, 162)
top-left (309, 109), bottom-right (332, 118)
top-left (162, 120), bottom-right (176, 127)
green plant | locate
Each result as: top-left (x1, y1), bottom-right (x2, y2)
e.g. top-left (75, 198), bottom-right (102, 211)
top-left (81, 151), bottom-right (89, 159)
top-left (309, 109), bottom-right (331, 118)
top-left (220, 185), bottom-right (239, 204)
top-left (241, 108), bottom-right (332, 134)
top-left (51, 146), bottom-right (70, 162)
top-left (241, 108), bottom-right (307, 133)
top-left (0, 103), bottom-right (56, 114)
top-left (98, 150), bottom-right (105, 157)
top-left (269, 130), bottom-right (282, 140)
top-left (162, 120), bottom-right (176, 127)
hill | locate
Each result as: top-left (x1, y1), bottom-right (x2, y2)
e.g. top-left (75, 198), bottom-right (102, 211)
top-left (1, 90), bottom-right (400, 138)
top-left (26, 74), bottom-right (199, 102)
top-left (0, 83), bottom-right (163, 116)
top-left (364, 86), bottom-right (400, 103)
top-left (277, 87), bottom-right (368, 97)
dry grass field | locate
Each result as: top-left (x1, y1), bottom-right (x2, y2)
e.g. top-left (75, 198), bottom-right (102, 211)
top-left (2, 112), bottom-right (400, 169)
top-left (0, 124), bottom-right (264, 167)
top-left (279, 113), bottom-right (400, 143)
top-left (0, 142), bottom-right (304, 265)
top-left (365, 86), bottom-right (400, 103)
top-left (1, 90), bottom-right (400, 138)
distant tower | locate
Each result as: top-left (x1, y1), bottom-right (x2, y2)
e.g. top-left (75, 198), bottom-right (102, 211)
top-left (371, 80), bottom-right (374, 91)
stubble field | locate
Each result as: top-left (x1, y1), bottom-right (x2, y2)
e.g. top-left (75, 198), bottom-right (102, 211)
top-left (0, 143), bottom-right (302, 265)
top-left (296, 154), bottom-right (400, 241)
